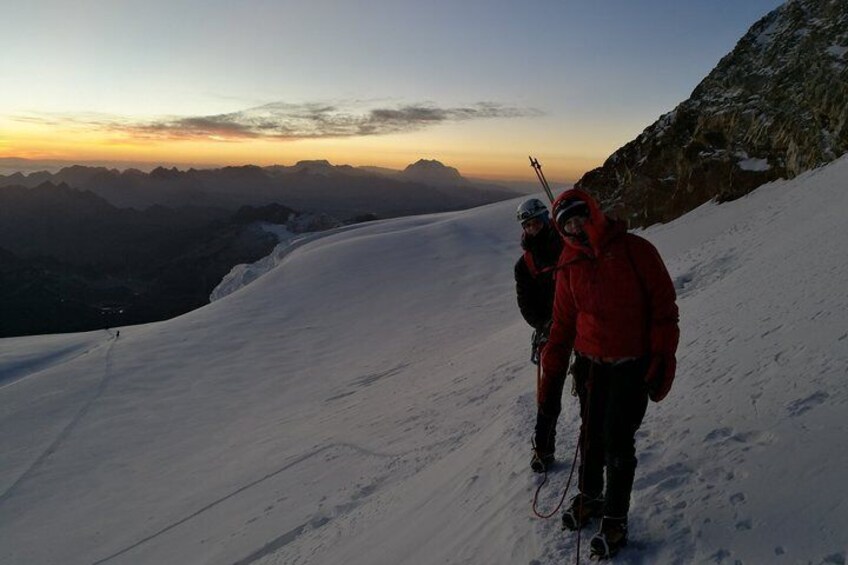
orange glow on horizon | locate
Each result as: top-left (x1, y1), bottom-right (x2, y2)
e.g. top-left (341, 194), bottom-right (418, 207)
top-left (1, 119), bottom-right (603, 184)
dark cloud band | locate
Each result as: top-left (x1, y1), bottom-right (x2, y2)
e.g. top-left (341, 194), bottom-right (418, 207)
top-left (14, 101), bottom-right (542, 142)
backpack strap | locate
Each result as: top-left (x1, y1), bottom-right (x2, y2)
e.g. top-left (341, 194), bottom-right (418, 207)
top-left (622, 236), bottom-right (648, 298)
top-left (622, 236), bottom-right (652, 337)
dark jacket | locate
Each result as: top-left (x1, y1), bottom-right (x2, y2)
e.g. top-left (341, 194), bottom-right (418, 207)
top-left (514, 222), bottom-right (563, 333)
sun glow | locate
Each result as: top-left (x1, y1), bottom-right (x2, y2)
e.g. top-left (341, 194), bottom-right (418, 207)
top-left (1, 116), bottom-right (602, 182)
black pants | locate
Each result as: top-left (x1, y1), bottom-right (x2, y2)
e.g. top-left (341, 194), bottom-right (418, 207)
top-left (571, 354), bottom-right (649, 518)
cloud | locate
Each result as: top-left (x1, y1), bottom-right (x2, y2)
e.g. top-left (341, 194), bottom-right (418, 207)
top-left (12, 101), bottom-right (542, 142)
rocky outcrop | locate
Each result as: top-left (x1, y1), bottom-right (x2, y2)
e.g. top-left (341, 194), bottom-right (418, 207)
top-left (578, 0), bottom-right (848, 226)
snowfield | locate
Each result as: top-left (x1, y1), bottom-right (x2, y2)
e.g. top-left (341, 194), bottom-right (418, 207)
top-left (2, 156), bottom-right (847, 564)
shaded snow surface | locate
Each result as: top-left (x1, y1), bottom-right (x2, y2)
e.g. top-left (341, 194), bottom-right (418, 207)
top-left (2, 157), bottom-right (848, 564)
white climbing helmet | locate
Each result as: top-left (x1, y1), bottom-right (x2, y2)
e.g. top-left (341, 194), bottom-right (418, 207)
top-left (516, 198), bottom-right (549, 224)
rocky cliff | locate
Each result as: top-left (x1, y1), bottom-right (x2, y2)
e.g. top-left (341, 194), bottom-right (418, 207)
top-left (577, 0), bottom-right (848, 226)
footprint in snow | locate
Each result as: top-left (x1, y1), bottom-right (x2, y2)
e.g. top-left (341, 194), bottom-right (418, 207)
top-left (703, 427), bottom-right (775, 448)
top-left (787, 391), bottom-right (830, 417)
top-left (674, 272), bottom-right (694, 292)
top-left (633, 462), bottom-right (693, 491)
top-left (729, 492), bottom-right (746, 505)
top-left (822, 551), bottom-right (846, 565)
top-left (703, 427), bottom-right (733, 443)
top-left (735, 518), bottom-right (752, 531)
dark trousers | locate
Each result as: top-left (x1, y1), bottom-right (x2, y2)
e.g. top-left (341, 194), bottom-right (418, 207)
top-left (572, 354), bottom-right (649, 518)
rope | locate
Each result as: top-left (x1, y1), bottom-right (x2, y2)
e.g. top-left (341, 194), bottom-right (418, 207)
top-left (531, 435), bottom-right (580, 519)
top-left (575, 362), bottom-right (597, 565)
top-left (531, 364), bottom-right (580, 520)
top-left (530, 362), bottom-right (596, 565)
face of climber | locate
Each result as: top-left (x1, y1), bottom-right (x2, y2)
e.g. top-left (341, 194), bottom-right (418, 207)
top-left (522, 217), bottom-right (545, 237)
top-left (561, 215), bottom-right (587, 238)
top-left (555, 198), bottom-right (590, 239)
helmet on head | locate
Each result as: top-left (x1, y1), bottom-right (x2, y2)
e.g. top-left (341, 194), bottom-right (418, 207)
top-left (516, 198), bottom-right (549, 224)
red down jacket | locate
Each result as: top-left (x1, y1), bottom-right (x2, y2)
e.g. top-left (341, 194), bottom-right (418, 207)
top-left (541, 189), bottom-right (679, 387)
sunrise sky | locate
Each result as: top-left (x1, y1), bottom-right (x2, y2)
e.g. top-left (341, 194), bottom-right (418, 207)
top-left (1, 0), bottom-right (784, 183)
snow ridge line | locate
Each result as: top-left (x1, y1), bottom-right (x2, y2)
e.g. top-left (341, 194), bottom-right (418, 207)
top-left (91, 442), bottom-right (404, 565)
top-left (213, 219), bottom-right (398, 302)
top-left (0, 333), bottom-right (118, 504)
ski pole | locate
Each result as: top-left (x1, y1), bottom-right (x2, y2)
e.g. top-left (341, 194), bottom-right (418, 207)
top-left (529, 156), bottom-right (555, 204)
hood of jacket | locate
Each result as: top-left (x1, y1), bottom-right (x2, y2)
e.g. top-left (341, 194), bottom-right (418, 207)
top-left (552, 188), bottom-right (626, 261)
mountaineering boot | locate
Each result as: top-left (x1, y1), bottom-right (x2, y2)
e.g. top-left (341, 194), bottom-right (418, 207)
top-left (589, 516), bottom-right (628, 559)
top-left (560, 492), bottom-right (604, 530)
top-left (530, 447), bottom-right (555, 473)
top-left (604, 455), bottom-right (637, 519)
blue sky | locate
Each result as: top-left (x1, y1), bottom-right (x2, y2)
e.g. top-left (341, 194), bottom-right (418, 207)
top-left (0, 0), bottom-right (786, 181)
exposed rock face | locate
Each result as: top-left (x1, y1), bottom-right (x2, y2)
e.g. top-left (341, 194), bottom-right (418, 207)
top-left (577, 0), bottom-right (848, 226)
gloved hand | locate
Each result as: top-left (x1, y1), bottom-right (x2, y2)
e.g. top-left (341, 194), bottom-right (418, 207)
top-left (530, 322), bottom-right (552, 365)
top-left (530, 331), bottom-right (544, 365)
top-left (645, 353), bottom-right (676, 402)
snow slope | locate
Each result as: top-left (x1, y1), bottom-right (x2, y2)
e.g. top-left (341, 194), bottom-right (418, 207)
top-left (1, 156), bottom-right (847, 564)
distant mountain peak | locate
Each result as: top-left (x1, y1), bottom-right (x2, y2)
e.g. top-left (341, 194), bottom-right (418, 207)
top-left (401, 159), bottom-right (467, 186)
top-left (291, 160), bottom-right (336, 176)
top-left (294, 159), bottom-right (333, 167)
top-left (150, 166), bottom-right (183, 180)
top-left (405, 158), bottom-right (445, 168)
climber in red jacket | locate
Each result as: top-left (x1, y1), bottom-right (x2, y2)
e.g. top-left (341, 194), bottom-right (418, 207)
top-left (540, 188), bottom-right (679, 559)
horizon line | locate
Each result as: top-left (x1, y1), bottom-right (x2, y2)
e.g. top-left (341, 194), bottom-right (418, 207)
top-left (0, 155), bottom-right (586, 185)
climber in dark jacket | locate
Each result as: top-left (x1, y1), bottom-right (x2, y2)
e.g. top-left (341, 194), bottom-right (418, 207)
top-left (513, 198), bottom-right (563, 472)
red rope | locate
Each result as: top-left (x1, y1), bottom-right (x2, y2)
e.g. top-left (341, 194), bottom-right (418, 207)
top-left (531, 363), bottom-right (595, 565)
top-left (531, 365), bottom-right (581, 519)
top-left (531, 437), bottom-right (580, 519)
